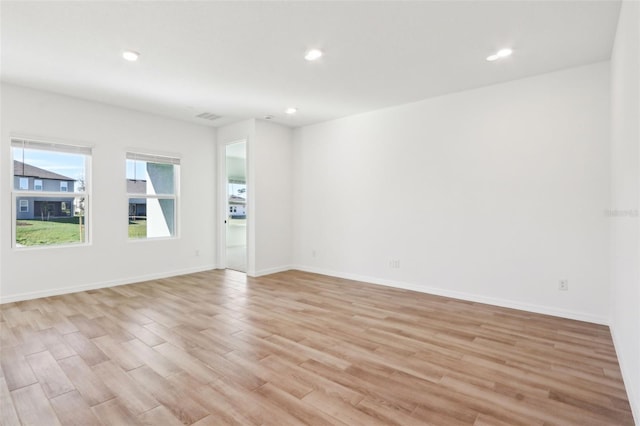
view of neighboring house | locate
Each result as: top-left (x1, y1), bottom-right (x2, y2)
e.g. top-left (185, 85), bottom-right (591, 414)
top-left (228, 188), bottom-right (246, 219)
top-left (127, 179), bottom-right (147, 217)
top-left (14, 160), bottom-right (75, 220)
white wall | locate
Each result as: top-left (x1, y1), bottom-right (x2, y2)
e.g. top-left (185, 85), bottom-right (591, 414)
top-left (292, 62), bottom-right (611, 324)
top-left (217, 119), bottom-right (256, 274)
top-left (216, 119), bottom-right (292, 276)
top-left (610, 0), bottom-right (640, 421)
top-left (0, 83), bottom-right (217, 302)
top-left (254, 120), bottom-right (293, 275)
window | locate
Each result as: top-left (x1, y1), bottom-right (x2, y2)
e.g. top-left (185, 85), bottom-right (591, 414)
top-left (228, 180), bottom-right (246, 219)
top-left (126, 152), bottom-right (179, 239)
top-left (12, 138), bottom-right (91, 248)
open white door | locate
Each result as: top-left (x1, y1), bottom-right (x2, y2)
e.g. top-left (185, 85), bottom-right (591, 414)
top-left (223, 141), bottom-right (247, 272)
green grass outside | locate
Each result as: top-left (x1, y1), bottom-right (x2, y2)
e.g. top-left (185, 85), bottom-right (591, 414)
top-left (128, 219), bottom-right (147, 239)
top-left (16, 218), bottom-right (85, 246)
top-left (15, 217), bottom-right (147, 245)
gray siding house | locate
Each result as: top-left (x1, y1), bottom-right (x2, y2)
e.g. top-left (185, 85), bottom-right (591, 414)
top-left (128, 179), bottom-right (147, 217)
top-left (14, 160), bottom-right (75, 220)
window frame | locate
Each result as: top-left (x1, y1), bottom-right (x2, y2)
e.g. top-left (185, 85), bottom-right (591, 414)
top-left (126, 151), bottom-right (180, 241)
top-left (19, 200), bottom-right (29, 213)
top-left (34, 179), bottom-right (43, 191)
top-left (11, 138), bottom-right (92, 249)
top-left (60, 181), bottom-right (68, 192)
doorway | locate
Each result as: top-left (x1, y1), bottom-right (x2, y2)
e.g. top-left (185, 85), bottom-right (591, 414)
top-left (225, 141), bottom-right (247, 272)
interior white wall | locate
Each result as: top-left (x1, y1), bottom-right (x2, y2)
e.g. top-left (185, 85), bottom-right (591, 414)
top-left (216, 119), bottom-right (292, 276)
top-left (0, 83), bottom-right (216, 302)
top-left (253, 120), bottom-right (293, 275)
top-left (610, 0), bottom-right (640, 421)
top-left (216, 119), bottom-right (256, 274)
top-left (292, 62), bottom-right (611, 324)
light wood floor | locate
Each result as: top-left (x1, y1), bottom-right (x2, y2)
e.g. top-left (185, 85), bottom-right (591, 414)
top-left (0, 269), bottom-right (634, 425)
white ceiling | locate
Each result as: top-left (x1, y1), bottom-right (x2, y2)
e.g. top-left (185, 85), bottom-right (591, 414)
top-left (1, 1), bottom-right (621, 128)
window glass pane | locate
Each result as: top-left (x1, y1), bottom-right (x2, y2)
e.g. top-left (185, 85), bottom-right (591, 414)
top-left (13, 147), bottom-right (85, 192)
top-left (13, 142), bottom-right (89, 248)
top-left (154, 199), bottom-right (175, 237)
top-left (228, 181), bottom-right (246, 219)
top-left (229, 182), bottom-right (246, 200)
top-left (128, 197), bottom-right (175, 239)
top-left (128, 200), bottom-right (147, 239)
top-left (126, 153), bottom-right (178, 241)
top-left (126, 159), bottom-right (175, 195)
top-left (15, 196), bottom-right (87, 247)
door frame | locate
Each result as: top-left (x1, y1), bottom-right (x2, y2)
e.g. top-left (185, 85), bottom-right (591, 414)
top-left (217, 138), bottom-right (248, 271)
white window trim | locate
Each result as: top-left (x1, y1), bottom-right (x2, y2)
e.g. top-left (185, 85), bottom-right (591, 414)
top-left (19, 177), bottom-right (28, 190)
top-left (34, 179), bottom-right (43, 191)
top-left (19, 200), bottom-right (28, 213)
top-left (60, 181), bottom-right (68, 192)
top-left (11, 138), bottom-right (92, 249)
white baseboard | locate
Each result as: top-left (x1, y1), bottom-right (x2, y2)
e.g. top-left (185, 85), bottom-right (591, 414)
top-left (610, 325), bottom-right (640, 425)
top-left (2, 262), bottom-right (610, 326)
top-left (252, 265), bottom-right (293, 277)
top-left (291, 265), bottom-right (609, 325)
top-left (0, 264), bottom-right (217, 304)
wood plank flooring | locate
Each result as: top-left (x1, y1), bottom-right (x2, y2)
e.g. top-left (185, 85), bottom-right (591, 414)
top-left (0, 269), bottom-right (634, 425)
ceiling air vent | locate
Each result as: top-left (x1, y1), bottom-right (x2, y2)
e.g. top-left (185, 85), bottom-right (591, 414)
top-left (196, 112), bottom-right (221, 121)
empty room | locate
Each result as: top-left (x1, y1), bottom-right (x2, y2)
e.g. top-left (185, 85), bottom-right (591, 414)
top-left (1, 1), bottom-right (638, 425)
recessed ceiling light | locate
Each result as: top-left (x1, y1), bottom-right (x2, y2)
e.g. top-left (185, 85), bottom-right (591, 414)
top-left (486, 48), bottom-right (512, 62)
top-left (285, 107), bottom-right (297, 115)
top-left (304, 49), bottom-right (323, 61)
top-left (122, 50), bottom-right (140, 62)
top-left (496, 48), bottom-right (512, 58)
